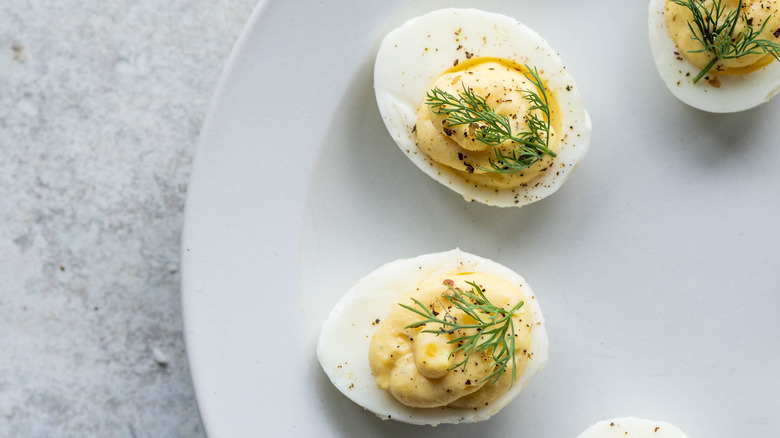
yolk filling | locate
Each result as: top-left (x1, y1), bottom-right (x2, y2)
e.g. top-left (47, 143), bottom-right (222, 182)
top-left (665, 0), bottom-right (780, 77)
top-left (368, 272), bottom-right (532, 409)
top-left (414, 58), bottom-right (561, 190)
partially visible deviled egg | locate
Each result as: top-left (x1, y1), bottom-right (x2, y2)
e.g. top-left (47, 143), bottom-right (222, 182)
top-left (374, 8), bottom-right (591, 208)
top-left (317, 249), bottom-right (548, 425)
top-left (649, 0), bottom-right (780, 112)
top-left (577, 417), bottom-right (692, 438)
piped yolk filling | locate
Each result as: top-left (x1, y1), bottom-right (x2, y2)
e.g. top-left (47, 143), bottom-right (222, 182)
top-left (665, 0), bottom-right (780, 77)
top-left (414, 58), bottom-right (561, 190)
top-left (368, 272), bottom-right (532, 409)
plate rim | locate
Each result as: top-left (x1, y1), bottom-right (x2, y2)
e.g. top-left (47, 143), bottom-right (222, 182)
top-left (180, 0), bottom-right (271, 435)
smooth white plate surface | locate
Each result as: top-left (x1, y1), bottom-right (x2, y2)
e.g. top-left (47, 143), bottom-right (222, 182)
top-left (181, 1), bottom-right (780, 437)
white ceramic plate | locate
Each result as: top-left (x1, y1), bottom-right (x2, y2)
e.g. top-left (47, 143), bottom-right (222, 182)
top-left (181, 1), bottom-right (780, 437)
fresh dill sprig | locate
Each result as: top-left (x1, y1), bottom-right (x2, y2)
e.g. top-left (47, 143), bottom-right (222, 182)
top-left (672, 0), bottom-right (780, 83)
top-left (424, 65), bottom-right (555, 173)
top-left (399, 280), bottom-right (525, 385)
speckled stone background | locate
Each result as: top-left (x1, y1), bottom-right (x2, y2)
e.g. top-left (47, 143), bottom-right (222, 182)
top-left (0, 1), bottom-right (256, 436)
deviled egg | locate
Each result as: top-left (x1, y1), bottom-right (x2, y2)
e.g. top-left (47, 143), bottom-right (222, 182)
top-left (649, 0), bottom-right (780, 112)
top-left (374, 8), bottom-right (591, 207)
top-left (577, 417), bottom-right (691, 438)
top-left (317, 249), bottom-right (548, 425)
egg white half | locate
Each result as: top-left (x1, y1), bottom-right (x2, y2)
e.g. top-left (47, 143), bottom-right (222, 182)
top-left (649, 0), bottom-right (780, 112)
top-left (374, 8), bottom-right (591, 207)
top-left (577, 417), bottom-right (691, 438)
top-left (316, 248), bottom-right (548, 425)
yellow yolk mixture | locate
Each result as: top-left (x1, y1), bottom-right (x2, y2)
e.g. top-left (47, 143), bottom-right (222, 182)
top-left (665, 0), bottom-right (780, 75)
top-left (414, 59), bottom-right (560, 190)
top-left (368, 272), bottom-right (532, 409)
